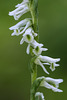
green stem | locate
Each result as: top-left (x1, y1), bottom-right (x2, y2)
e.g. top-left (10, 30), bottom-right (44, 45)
top-left (30, 0), bottom-right (39, 41)
top-left (30, 63), bottom-right (37, 100)
top-left (29, 0), bottom-right (38, 100)
top-left (31, 63), bottom-right (37, 84)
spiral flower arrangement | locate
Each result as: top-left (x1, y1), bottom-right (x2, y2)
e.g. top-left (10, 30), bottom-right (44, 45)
top-left (9, 0), bottom-right (63, 100)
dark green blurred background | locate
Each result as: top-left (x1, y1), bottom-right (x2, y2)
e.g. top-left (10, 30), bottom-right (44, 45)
top-left (0, 0), bottom-right (67, 100)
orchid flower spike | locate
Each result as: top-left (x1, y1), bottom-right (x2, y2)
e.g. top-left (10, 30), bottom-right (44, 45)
top-left (9, 0), bottom-right (29, 20)
top-left (39, 77), bottom-right (63, 92)
top-left (35, 92), bottom-right (45, 100)
top-left (9, 18), bottom-right (32, 36)
top-left (9, 1), bottom-right (63, 99)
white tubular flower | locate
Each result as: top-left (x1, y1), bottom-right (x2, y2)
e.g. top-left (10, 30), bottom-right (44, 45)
top-left (35, 92), bottom-right (45, 100)
top-left (9, 1), bottom-right (29, 20)
top-left (31, 40), bottom-right (48, 56)
top-left (40, 77), bottom-right (63, 92)
top-left (20, 28), bottom-right (35, 54)
top-left (38, 55), bottom-right (60, 71)
top-left (20, 31), bottom-right (34, 44)
top-left (20, 28), bottom-right (34, 44)
top-left (9, 19), bottom-right (32, 36)
top-left (32, 43), bottom-right (48, 56)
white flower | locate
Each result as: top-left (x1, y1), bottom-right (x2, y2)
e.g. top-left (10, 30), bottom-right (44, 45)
top-left (40, 77), bottom-right (63, 92)
top-left (34, 55), bottom-right (60, 73)
top-left (9, 19), bottom-right (32, 36)
top-left (20, 27), bottom-right (38, 54)
top-left (32, 42), bottom-right (48, 56)
top-left (35, 92), bottom-right (45, 100)
top-left (20, 28), bottom-right (34, 44)
top-left (20, 31), bottom-right (34, 44)
top-left (9, 1), bottom-right (29, 20)
top-left (20, 28), bottom-right (35, 54)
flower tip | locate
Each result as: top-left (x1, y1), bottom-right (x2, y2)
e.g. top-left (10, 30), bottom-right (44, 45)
top-left (15, 4), bottom-right (20, 8)
top-left (20, 42), bottom-right (22, 45)
top-left (58, 89), bottom-right (63, 92)
top-left (56, 58), bottom-right (60, 62)
top-left (9, 27), bottom-right (12, 30)
top-left (59, 79), bottom-right (63, 83)
top-left (47, 72), bottom-right (49, 75)
top-left (11, 34), bottom-right (13, 36)
top-left (11, 33), bottom-right (14, 36)
top-left (26, 44), bottom-right (30, 54)
top-left (45, 70), bottom-right (49, 75)
top-left (9, 25), bottom-right (16, 30)
top-left (14, 17), bottom-right (18, 20)
top-left (9, 12), bottom-right (12, 16)
top-left (58, 58), bottom-right (60, 61)
top-left (45, 48), bottom-right (48, 51)
top-left (8, 12), bottom-right (10, 15)
top-left (61, 90), bottom-right (63, 92)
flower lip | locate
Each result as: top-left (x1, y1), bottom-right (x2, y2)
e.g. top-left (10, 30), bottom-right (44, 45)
top-left (20, 29), bottom-right (34, 45)
top-left (33, 45), bottom-right (48, 56)
top-left (23, 33), bottom-right (34, 43)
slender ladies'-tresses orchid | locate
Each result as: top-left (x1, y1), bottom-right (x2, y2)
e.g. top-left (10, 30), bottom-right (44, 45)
top-left (9, 0), bottom-right (63, 100)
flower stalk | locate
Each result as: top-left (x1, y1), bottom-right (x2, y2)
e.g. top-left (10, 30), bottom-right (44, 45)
top-left (29, 0), bottom-right (38, 41)
top-left (29, 0), bottom-right (38, 99)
